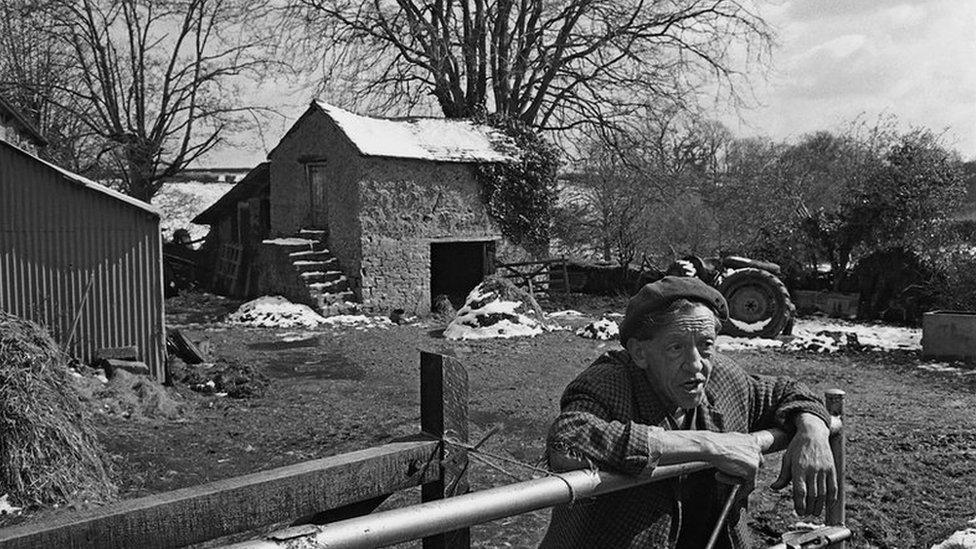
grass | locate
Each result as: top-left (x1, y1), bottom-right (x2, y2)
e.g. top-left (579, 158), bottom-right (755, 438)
top-left (4, 291), bottom-right (974, 548)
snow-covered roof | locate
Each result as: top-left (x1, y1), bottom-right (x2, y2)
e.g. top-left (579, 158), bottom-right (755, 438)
top-left (0, 138), bottom-right (159, 217)
top-left (313, 101), bottom-right (520, 163)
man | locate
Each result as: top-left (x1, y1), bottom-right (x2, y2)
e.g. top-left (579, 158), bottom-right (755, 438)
top-left (539, 276), bottom-right (835, 548)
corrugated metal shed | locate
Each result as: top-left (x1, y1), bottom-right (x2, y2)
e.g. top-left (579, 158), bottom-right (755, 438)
top-left (0, 139), bottom-right (166, 378)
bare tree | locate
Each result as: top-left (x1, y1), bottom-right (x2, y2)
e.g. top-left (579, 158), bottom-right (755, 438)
top-left (0, 2), bottom-right (96, 171)
top-left (285, 0), bottom-right (771, 132)
top-left (14, 0), bottom-right (274, 202)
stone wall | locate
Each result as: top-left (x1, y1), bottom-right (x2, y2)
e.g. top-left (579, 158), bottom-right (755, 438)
top-left (358, 157), bottom-right (500, 314)
top-left (268, 106), bottom-right (363, 296)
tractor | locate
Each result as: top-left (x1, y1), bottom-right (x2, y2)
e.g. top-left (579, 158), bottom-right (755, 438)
top-left (665, 255), bottom-right (795, 338)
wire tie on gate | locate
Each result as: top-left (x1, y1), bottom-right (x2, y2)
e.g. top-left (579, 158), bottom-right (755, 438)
top-left (442, 436), bottom-right (601, 505)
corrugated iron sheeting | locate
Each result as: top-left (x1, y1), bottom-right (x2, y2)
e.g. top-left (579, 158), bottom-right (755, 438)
top-left (0, 144), bottom-right (165, 379)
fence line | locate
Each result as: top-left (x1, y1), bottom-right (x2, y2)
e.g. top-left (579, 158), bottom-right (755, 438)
top-left (223, 416), bottom-right (847, 549)
top-left (0, 353), bottom-right (848, 549)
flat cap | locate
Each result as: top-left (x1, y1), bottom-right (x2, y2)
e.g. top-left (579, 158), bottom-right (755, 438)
top-left (618, 276), bottom-right (729, 345)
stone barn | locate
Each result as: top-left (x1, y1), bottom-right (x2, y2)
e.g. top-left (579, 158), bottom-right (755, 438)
top-left (258, 101), bottom-right (520, 315)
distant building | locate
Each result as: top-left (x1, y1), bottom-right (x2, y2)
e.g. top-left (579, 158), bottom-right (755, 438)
top-left (0, 99), bottom-right (165, 379)
top-left (167, 167), bottom-right (252, 184)
top-left (197, 101), bottom-right (521, 314)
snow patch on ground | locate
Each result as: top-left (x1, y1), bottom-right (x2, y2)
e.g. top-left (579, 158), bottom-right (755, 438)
top-left (322, 315), bottom-right (394, 330)
top-left (576, 319), bottom-right (619, 340)
top-left (548, 310), bottom-right (585, 318)
top-left (716, 316), bottom-right (921, 353)
top-left (155, 182), bottom-right (234, 242)
top-left (226, 296), bottom-right (326, 328)
top-left (798, 317), bottom-right (921, 351)
top-left (716, 336), bottom-right (784, 351)
top-left (444, 285), bottom-right (546, 340)
top-left (918, 363), bottom-right (976, 376)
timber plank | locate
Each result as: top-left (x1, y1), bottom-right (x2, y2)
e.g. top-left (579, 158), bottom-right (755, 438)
top-left (0, 441), bottom-right (440, 549)
top-left (420, 352), bottom-right (470, 549)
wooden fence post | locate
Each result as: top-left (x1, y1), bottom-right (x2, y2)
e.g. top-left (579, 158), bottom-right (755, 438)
top-left (825, 389), bottom-right (846, 549)
top-left (420, 352), bottom-right (470, 549)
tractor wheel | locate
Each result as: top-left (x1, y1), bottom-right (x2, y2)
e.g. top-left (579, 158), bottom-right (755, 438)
top-left (718, 268), bottom-right (795, 338)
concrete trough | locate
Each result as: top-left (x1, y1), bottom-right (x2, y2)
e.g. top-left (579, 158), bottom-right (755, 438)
top-left (922, 310), bottom-right (976, 360)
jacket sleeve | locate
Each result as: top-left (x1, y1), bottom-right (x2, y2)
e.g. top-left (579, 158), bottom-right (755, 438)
top-left (746, 373), bottom-right (831, 433)
top-left (546, 380), bottom-right (664, 477)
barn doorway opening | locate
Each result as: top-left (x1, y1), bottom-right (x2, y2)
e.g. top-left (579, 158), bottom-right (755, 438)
top-left (430, 240), bottom-right (495, 310)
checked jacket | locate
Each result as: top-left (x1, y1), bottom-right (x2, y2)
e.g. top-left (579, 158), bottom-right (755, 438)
top-left (538, 350), bottom-right (831, 549)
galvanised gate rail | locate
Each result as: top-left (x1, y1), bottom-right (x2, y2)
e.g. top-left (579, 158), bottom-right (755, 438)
top-left (0, 353), bottom-right (849, 549)
top-left (224, 409), bottom-right (848, 549)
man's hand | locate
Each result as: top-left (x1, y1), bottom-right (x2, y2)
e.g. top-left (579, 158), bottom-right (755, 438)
top-left (702, 431), bottom-right (765, 481)
top-left (771, 413), bottom-right (836, 517)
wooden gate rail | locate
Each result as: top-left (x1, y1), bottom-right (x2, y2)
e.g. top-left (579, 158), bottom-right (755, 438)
top-left (0, 351), bottom-right (464, 549)
top-left (496, 257), bottom-right (570, 298)
top-left (0, 441), bottom-right (440, 549)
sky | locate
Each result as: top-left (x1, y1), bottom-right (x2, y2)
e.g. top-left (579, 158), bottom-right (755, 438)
top-left (202, 0), bottom-right (976, 168)
top-left (720, 0), bottom-right (976, 158)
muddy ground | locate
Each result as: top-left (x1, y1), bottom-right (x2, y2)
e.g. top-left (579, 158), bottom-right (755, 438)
top-left (12, 292), bottom-right (976, 548)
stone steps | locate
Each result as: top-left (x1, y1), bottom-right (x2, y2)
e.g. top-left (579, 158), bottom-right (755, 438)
top-left (292, 258), bottom-right (338, 273)
top-left (281, 228), bottom-right (360, 316)
top-left (308, 276), bottom-right (349, 293)
top-left (299, 270), bottom-right (345, 285)
top-left (289, 250), bottom-right (332, 262)
top-left (299, 228), bottom-right (328, 241)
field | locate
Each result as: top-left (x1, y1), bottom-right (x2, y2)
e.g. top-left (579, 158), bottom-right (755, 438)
top-left (25, 292), bottom-right (976, 547)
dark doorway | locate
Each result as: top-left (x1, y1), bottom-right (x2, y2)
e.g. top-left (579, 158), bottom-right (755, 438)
top-left (431, 241), bottom-right (495, 309)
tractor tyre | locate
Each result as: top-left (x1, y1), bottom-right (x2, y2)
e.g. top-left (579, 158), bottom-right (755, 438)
top-left (718, 268), bottom-right (795, 338)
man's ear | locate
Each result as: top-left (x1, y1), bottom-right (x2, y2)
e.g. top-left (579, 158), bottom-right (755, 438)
top-left (627, 337), bottom-right (647, 370)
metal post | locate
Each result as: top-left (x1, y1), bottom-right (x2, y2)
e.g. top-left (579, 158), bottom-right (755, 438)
top-left (825, 389), bottom-right (846, 549)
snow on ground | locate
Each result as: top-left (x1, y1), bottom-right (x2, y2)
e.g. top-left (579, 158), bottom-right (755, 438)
top-left (444, 285), bottom-right (546, 340)
top-left (716, 316), bottom-right (921, 353)
top-left (548, 310), bottom-right (585, 318)
top-left (226, 296), bottom-right (326, 328)
top-left (918, 363), bottom-right (976, 376)
top-left (226, 298), bottom-right (402, 331)
top-left (932, 518), bottom-right (976, 549)
top-left (796, 317), bottom-right (921, 351)
top-left (576, 319), bottom-right (619, 341)
top-left (321, 315), bottom-right (394, 330)
top-left (155, 181), bottom-right (234, 242)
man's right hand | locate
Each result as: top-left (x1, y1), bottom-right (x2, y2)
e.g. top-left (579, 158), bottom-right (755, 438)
top-left (701, 431), bottom-right (764, 481)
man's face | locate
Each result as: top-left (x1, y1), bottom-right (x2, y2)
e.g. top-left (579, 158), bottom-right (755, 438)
top-left (630, 303), bottom-right (717, 410)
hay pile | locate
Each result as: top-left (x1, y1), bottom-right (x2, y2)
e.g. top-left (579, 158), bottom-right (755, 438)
top-left (72, 367), bottom-right (186, 420)
top-left (444, 277), bottom-right (549, 340)
top-left (0, 312), bottom-right (117, 509)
